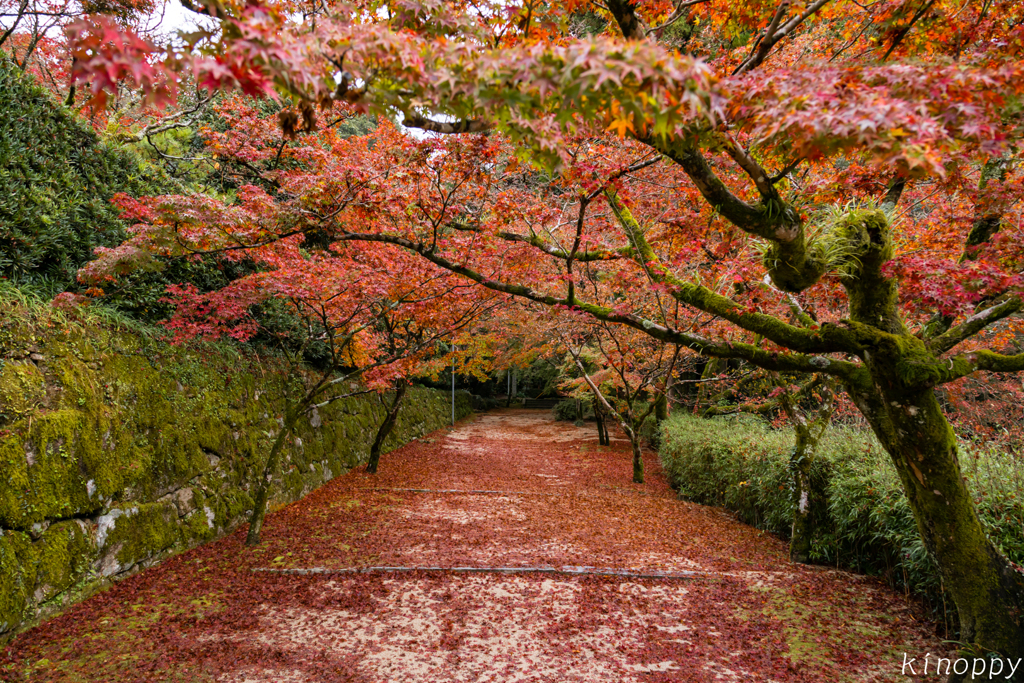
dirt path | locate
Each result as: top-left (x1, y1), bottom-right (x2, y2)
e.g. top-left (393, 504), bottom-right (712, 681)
top-left (2, 410), bottom-right (943, 682)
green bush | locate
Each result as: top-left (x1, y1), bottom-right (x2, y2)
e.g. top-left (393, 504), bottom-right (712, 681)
top-left (553, 398), bottom-right (580, 421)
top-left (0, 55), bottom-right (173, 297)
top-left (469, 394), bottom-right (502, 411)
top-left (659, 412), bottom-right (1024, 622)
top-left (639, 414), bottom-right (662, 449)
top-left (0, 60), bottom-right (334, 338)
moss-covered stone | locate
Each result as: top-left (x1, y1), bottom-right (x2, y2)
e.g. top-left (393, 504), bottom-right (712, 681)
top-left (0, 361), bottom-right (46, 422)
top-left (0, 291), bottom-right (476, 637)
top-left (0, 531), bottom-right (37, 633)
top-left (96, 502), bottom-right (179, 576)
top-left (33, 521), bottom-right (93, 604)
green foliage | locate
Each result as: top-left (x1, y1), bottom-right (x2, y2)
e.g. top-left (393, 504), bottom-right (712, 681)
top-left (639, 414), bottom-right (661, 449)
top-left (334, 114), bottom-right (378, 140)
top-left (553, 398), bottom-right (580, 421)
top-left (0, 56), bottom-right (172, 297)
top-left (659, 413), bottom-right (1024, 622)
top-left (0, 59), bottom-right (275, 325)
top-left (518, 356), bottom-right (562, 397)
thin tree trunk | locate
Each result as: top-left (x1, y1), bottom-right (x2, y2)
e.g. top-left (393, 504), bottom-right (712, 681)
top-left (569, 355), bottom-right (641, 481)
top-left (777, 377), bottom-right (833, 565)
top-left (246, 405), bottom-right (301, 546)
top-left (366, 381), bottom-right (408, 474)
top-left (630, 436), bottom-right (644, 484)
top-left (696, 357), bottom-right (726, 408)
top-left (788, 426), bottom-right (816, 564)
top-left (595, 405), bottom-right (609, 446)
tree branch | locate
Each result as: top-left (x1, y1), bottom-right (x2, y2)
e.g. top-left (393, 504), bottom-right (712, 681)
top-left (638, 133), bottom-right (824, 292)
top-left (402, 113), bottom-right (491, 134)
top-left (703, 373), bottom-right (823, 416)
top-left (928, 296), bottom-right (1023, 355)
top-left (733, 0), bottom-right (832, 74)
top-left (331, 229), bottom-right (864, 379)
top-left (646, 0), bottom-right (711, 36)
top-left (911, 348), bottom-right (1024, 386)
top-left (603, 189), bottom-right (857, 355)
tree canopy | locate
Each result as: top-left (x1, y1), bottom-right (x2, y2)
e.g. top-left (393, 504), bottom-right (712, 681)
top-left (5, 0), bottom-right (1024, 672)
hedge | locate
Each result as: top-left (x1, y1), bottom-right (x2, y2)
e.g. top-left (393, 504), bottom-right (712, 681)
top-left (659, 412), bottom-right (1024, 625)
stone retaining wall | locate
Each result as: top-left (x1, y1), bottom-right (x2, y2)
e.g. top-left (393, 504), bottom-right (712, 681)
top-left (0, 300), bottom-right (472, 636)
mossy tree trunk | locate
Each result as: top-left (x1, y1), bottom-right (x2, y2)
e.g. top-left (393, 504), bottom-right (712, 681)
top-left (654, 392), bottom-right (669, 422)
top-left (700, 371), bottom-right (833, 564)
top-left (366, 380), bottom-right (408, 474)
top-left (594, 403), bottom-right (609, 446)
top-left (696, 357), bottom-right (726, 408)
top-left (834, 211), bottom-right (1024, 671)
top-left (788, 439), bottom-right (815, 565)
top-left (630, 436), bottom-right (644, 484)
top-left (846, 367), bottom-right (1024, 670)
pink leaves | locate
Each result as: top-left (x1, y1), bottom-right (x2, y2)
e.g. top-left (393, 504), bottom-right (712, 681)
top-left (726, 62), bottom-right (1021, 177)
top-left (885, 256), bottom-right (1024, 318)
top-left (65, 15), bottom-right (176, 111)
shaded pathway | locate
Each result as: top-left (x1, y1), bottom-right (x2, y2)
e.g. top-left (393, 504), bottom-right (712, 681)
top-left (2, 410), bottom-right (944, 682)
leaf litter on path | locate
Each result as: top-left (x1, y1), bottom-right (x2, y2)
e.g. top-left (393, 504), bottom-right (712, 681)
top-left (1, 410), bottom-right (947, 682)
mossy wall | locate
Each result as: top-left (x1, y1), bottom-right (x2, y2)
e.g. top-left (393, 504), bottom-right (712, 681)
top-left (0, 297), bottom-right (473, 636)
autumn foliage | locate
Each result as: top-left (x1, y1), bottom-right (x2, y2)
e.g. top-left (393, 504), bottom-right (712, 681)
top-left (5, 0), bottom-right (1024, 669)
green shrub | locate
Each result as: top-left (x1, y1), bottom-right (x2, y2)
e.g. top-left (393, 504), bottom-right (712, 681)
top-left (469, 394), bottom-right (502, 411)
top-left (659, 412), bottom-right (1024, 624)
top-left (0, 55), bottom-right (174, 297)
top-left (639, 414), bottom-right (662, 449)
top-left (0, 56), bottom-right (263, 326)
top-left (553, 398), bottom-right (580, 421)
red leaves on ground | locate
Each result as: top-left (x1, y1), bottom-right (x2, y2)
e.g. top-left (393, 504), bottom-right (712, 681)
top-left (1, 410), bottom-right (946, 682)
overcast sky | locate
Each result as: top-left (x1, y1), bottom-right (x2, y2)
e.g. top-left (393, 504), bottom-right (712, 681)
top-left (141, 0), bottom-right (218, 39)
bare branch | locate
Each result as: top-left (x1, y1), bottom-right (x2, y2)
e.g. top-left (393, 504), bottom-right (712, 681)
top-left (646, 0), bottom-right (711, 36)
top-left (733, 0), bottom-right (832, 74)
top-left (118, 94), bottom-right (214, 143)
top-left (881, 0), bottom-right (936, 61)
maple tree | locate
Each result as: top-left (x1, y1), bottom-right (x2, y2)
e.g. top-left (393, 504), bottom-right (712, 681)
top-left (557, 317), bottom-right (678, 484)
top-left (81, 169), bottom-right (499, 544)
top-left (62, 0), bottom-right (1024, 668)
